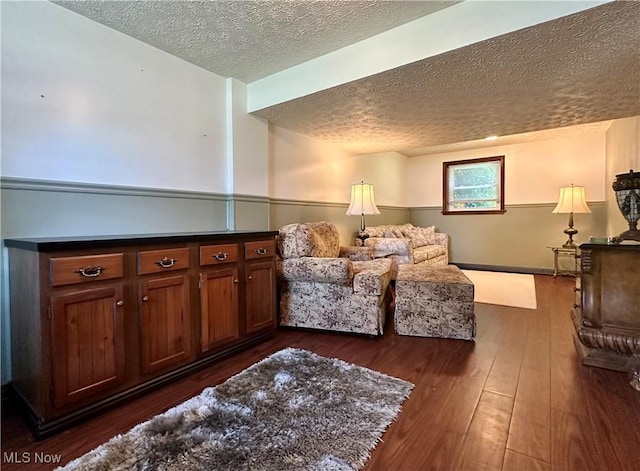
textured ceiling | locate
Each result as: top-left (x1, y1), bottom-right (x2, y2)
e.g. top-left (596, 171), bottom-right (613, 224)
top-left (254, 1), bottom-right (640, 155)
top-left (54, 1), bottom-right (639, 156)
top-left (55, 0), bottom-right (457, 82)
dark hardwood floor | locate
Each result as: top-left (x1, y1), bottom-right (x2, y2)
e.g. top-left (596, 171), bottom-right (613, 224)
top-left (2, 275), bottom-right (639, 470)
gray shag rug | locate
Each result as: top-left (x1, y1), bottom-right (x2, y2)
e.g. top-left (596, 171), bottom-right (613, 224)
top-left (59, 348), bottom-right (413, 471)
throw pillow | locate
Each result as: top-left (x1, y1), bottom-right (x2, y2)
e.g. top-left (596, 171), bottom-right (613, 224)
top-left (367, 226), bottom-right (385, 238)
top-left (402, 225), bottom-right (429, 248)
top-left (383, 230), bottom-right (397, 238)
top-left (420, 226), bottom-right (437, 245)
top-left (399, 223), bottom-right (414, 238)
top-left (390, 226), bottom-right (404, 238)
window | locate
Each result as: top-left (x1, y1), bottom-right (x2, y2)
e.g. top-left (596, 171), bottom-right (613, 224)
top-left (443, 156), bottom-right (505, 215)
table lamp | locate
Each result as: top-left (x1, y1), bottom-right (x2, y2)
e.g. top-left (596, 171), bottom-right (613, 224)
top-left (346, 181), bottom-right (380, 245)
top-left (552, 184), bottom-right (591, 248)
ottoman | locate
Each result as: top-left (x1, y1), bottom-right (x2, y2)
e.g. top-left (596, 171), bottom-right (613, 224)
top-left (394, 264), bottom-right (475, 340)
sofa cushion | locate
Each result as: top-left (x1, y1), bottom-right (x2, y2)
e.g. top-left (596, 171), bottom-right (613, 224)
top-left (278, 221), bottom-right (340, 258)
top-left (414, 245), bottom-right (447, 263)
top-left (352, 259), bottom-right (392, 295)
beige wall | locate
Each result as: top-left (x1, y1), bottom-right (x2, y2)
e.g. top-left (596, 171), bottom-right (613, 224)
top-left (411, 203), bottom-right (606, 270)
top-left (406, 132), bottom-right (607, 207)
top-left (268, 124), bottom-right (613, 266)
top-left (268, 125), bottom-right (408, 206)
top-left (605, 116), bottom-right (640, 237)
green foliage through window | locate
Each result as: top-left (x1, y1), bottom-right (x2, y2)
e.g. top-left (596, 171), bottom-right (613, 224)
top-left (443, 156), bottom-right (505, 214)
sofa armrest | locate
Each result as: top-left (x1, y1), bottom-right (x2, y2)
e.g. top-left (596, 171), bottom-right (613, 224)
top-left (339, 246), bottom-right (372, 261)
top-left (434, 232), bottom-right (448, 250)
top-left (364, 237), bottom-right (414, 261)
top-left (279, 257), bottom-right (353, 284)
top-left (352, 259), bottom-right (392, 295)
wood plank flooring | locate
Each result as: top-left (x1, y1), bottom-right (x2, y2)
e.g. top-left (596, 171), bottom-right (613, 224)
top-left (2, 275), bottom-right (639, 470)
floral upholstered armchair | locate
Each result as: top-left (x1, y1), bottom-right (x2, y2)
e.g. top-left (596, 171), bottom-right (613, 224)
top-left (277, 221), bottom-right (393, 336)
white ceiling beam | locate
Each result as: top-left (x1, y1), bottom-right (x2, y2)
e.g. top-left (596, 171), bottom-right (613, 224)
top-left (247, 0), bottom-right (611, 112)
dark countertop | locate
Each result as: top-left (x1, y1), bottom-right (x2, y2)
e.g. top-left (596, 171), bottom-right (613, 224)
top-left (4, 230), bottom-right (279, 252)
top-left (579, 242), bottom-right (640, 251)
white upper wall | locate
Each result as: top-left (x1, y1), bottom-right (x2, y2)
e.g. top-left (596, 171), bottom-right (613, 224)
top-left (407, 132), bottom-right (607, 208)
top-left (269, 125), bottom-right (407, 207)
top-left (248, 0), bottom-right (610, 111)
top-left (226, 78), bottom-right (269, 196)
top-left (1, 1), bottom-right (229, 193)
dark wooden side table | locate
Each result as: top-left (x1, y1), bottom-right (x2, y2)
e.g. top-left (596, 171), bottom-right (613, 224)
top-left (547, 245), bottom-right (578, 278)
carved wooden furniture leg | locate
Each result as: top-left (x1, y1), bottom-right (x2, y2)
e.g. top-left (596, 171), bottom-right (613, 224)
top-left (628, 354), bottom-right (640, 392)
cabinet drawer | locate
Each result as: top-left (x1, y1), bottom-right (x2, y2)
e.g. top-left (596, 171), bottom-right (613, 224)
top-left (200, 244), bottom-right (239, 266)
top-left (245, 240), bottom-right (275, 260)
top-left (138, 247), bottom-right (190, 275)
top-left (51, 253), bottom-right (124, 287)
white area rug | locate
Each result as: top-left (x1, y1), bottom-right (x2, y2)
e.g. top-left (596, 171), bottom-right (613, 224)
top-left (461, 270), bottom-right (537, 310)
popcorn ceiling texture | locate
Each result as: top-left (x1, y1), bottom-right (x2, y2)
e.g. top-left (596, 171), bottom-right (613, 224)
top-left (55, 0), bottom-right (455, 82)
top-left (254, 1), bottom-right (640, 155)
top-left (54, 1), bottom-right (639, 156)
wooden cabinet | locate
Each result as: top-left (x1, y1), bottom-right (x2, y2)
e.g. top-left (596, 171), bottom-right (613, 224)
top-left (139, 275), bottom-right (190, 374)
top-left (50, 285), bottom-right (126, 407)
top-left (572, 243), bottom-right (640, 371)
top-left (137, 247), bottom-right (191, 374)
top-left (198, 239), bottom-right (276, 352)
top-left (245, 261), bottom-right (276, 333)
top-left (244, 239), bottom-right (277, 333)
top-left (199, 267), bottom-right (240, 352)
top-left (6, 231), bottom-right (277, 438)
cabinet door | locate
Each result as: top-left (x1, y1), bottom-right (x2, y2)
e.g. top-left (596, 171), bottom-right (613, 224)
top-left (51, 285), bottom-right (126, 407)
top-left (199, 268), bottom-right (239, 352)
top-left (245, 261), bottom-right (276, 333)
top-left (139, 275), bottom-right (190, 374)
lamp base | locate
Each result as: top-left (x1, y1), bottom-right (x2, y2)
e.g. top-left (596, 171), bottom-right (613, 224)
top-left (563, 226), bottom-right (578, 248)
top-left (355, 230), bottom-right (369, 247)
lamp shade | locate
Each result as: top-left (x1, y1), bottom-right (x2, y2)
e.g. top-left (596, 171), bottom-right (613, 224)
top-left (346, 182), bottom-right (380, 216)
top-left (552, 185), bottom-right (591, 214)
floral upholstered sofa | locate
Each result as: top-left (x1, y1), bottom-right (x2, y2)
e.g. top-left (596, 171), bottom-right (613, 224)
top-left (277, 221), bottom-right (393, 336)
top-left (364, 223), bottom-right (448, 278)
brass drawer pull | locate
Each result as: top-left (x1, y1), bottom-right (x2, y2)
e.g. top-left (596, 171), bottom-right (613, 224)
top-left (155, 257), bottom-right (177, 268)
top-left (75, 266), bottom-right (104, 278)
top-left (255, 248), bottom-right (268, 255)
top-left (214, 252), bottom-right (228, 261)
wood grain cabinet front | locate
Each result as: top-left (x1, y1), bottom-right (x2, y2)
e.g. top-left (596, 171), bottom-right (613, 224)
top-left (50, 284), bottom-right (126, 407)
top-left (139, 274), bottom-right (191, 374)
top-left (245, 260), bottom-right (276, 334)
top-left (6, 231), bottom-right (278, 438)
top-left (199, 267), bottom-right (240, 352)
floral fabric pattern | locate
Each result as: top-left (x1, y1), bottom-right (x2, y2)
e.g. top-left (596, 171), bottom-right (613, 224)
top-left (394, 265), bottom-right (475, 340)
top-left (280, 282), bottom-right (390, 335)
top-left (363, 225), bottom-right (448, 279)
top-left (352, 259), bottom-right (393, 296)
top-left (414, 245), bottom-right (447, 264)
top-left (279, 258), bottom-right (353, 284)
top-left (278, 221), bottom-right (340, 259)
top-left (277, 222), bottom-right (392, 336)
top-left (400, 225), bottom-right (429, 247)
top-left (339, 246), bottom-right (372, 261)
